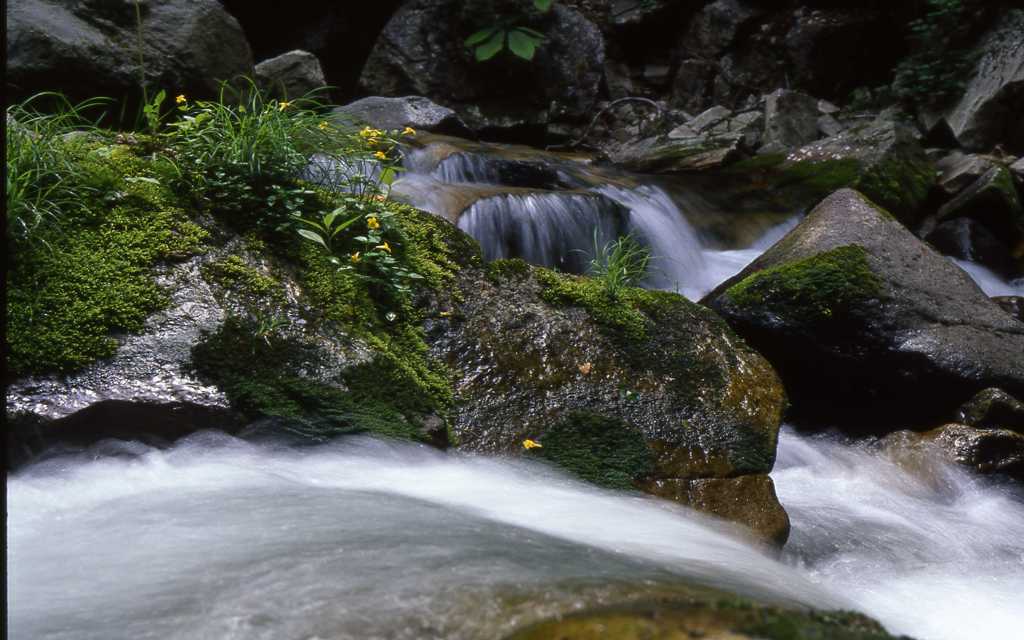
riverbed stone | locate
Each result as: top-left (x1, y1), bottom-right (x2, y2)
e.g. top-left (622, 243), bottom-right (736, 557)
top-left (993, 296), bottom-right (1024, 323)
top-left (703, 188), bottom-right (1024, 430)
top-left (331, 95), bottom-right (472, 136)
top-left (6, 0), bottom-right (253, 105)
top-left (936, 152), bottom-right (997, 197)
top-left (923, 166), bottom-right (1024, 256)
top-left (432, 261), bottom-right (787, 481)
top-left (640, 474), bottom-right (790, 546)
top-left (958, 388), bottom-right (1024, 433)
top-left (760, 89), bottom-right (820, 155)
top-left (253, 49), bottom-right (326, 100)
top-left (883, 423), bottom-right (1024, 482)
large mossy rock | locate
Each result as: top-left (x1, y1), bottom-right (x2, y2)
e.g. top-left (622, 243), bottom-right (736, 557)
top-left (707, 112), bottom-right (934, 222)
top-left (6, 0), bottom-right (253, 105)
top-left (703, 188), bottom-right (1024, 431)
top-left (432, 261), bottom-right (787, 482)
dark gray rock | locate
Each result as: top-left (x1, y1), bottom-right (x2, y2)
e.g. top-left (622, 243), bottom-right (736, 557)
top-left (883, 424), bottom-right (1024, 482)
top-left (923, 166), bottom-right (1024, 262)
top-left (958, 388), bottom-right (1024, 433)
top-left (332, 96), bottom-right (472, 137)
top-left (760, 89), bottom-right (820, 155)
top-left (942, 10), bottom-right (1024, 153)
top-left (254, 49), bottom-right (326, 100)
top-left (925, 217), bottom-right (1018, 278)
top-left (358, 0), bottom-right (604, 138)
top-left (936, 152), bottom-right (998, 197)
top-left (703, 188), bottom-right (1024, 430)
top-left (6, 0), bottom-right (253, 104)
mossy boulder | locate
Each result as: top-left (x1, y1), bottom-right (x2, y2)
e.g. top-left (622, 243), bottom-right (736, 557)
top-left (506, 599), bottom-right (905, 640)
top-left (703, 188), bottom-right (1024, 432)
top-left (708, 113), bottom-right (934, 224)
top-left (431, 261), bottom-right (787, 484)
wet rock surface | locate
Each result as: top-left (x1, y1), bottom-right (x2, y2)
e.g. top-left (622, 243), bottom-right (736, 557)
top-left (958, 388), bottom-right (1024, 433)
top-left (6, 0), bottom-right (253, 105)
top-left (332, 95), bottom-right (472, 137)
top-left (431, 263), bottom-right (787, 481)
top-left (253, 49), bottom-right (326, 100)
top-left (882, 423), bottom-right (1024, 482)
top-left (704, 188), bottom-right (1024, 431)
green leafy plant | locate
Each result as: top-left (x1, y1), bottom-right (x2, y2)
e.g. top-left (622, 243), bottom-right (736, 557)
top-left (465, 0), bottom-right (553, 61)
top-left (893, 0), bottom-right (980, 107)
top-left (5, 93), bottom-right (109, 248)
top-left (588, 231), bottom-right (651, 301)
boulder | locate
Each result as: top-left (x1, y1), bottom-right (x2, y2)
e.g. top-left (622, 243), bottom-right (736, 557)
top-left (923, 166), bottom-right (1024, 256)
top-left (358, 0), bottom-right (605, 138)
top-left (639, 475), bottom-right (790, 546)
top-left (6, 0), bottom-right (253, 105)
top-left (703, 188), bottom-right (1024, 430)
top-left (941, 10), bottom-right (1024, 153)
top-left (332, 96), bottom-right (472, 137)
top-left (759, 89), bottom-right (820, 154)
top-left (936, 152), bottom-right (997, 197)
top-left (434, 262), bottom-right (787, 483)
top-left (958, 388), bottom-right (1024, 433)
top-left (1012, 157), bottom-right (1024, 183)
top-left (611, 133), bottom-right (742, 173)
top-left (883, 424), bottom-right (1024, 482)
top-left (253, 49), bottom-right (326, 100)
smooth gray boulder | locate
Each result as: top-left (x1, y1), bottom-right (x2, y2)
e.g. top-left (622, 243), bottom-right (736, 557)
top-left (703, 188), bottom-right (1024, 430)
top-left (760, 89), bottom-right (820, 154)
top-left (332, 96), bottom-right (471, 136)
top-left (254, 50), bottom-right (326, 99)
top-left (6, 0), bottom-right (253, 103)
top-left (942, 10), bottom-right (1024, 152)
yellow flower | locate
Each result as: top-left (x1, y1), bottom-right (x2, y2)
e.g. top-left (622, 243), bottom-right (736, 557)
top-left (359, 126), bottom-right (383, 138)
top-left (175, 94), bottom-right (187, 104)
top-left (375, 241), bottom-right (391, 253)
top-left (350, 252), bottom-right (361, 264)
top-left (402, 126), bottom-right (416, 136)
top-left (373, 150), bottom-right (388, 160)
top-left (522, 439), bottom-right (543, 450)
top-left (318, 121), bottom-right (330, 131)
top-left (278, 101), bottom-right (292, 111)
top-left (366, 216), bottom-right (381, 230)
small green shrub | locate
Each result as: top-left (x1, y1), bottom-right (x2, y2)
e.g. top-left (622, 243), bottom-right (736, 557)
top-left (465, 0), bottom-right (553, 62)
top-left (588, 231), bottom-right (651, 301)
top-left (893, 0), bottom-right (980, 107)
top-left (5, 94), bottom-right (109, 249)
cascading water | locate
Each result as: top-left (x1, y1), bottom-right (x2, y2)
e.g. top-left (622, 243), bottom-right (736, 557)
top-left (9, 430), bottom-right (1024, 640)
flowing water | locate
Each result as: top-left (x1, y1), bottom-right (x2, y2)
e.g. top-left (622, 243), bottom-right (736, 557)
top-left (10, 138), bottom-right (1024, 640)
top-left (8, 430), bottom-right (1024, 640)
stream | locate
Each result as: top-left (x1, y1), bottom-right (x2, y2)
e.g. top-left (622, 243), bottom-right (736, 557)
top-left (9, 137), bottom-right (1024, 640)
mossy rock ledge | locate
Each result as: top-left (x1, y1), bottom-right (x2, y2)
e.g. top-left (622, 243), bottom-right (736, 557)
top-left (703, 188), bottom-right (1024, 432)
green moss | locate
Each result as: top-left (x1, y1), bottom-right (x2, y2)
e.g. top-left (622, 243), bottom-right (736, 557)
top-left (202, 255), bottom-right (283, 301)
top-left (725, 245), bottom-right (883, 322)
top-left (530, 412), bottom-right (654, 490)
top-left (486, 257), bottom-right (532, 283)
top-left (6, 145), bottom-right (206, 376)
top-left (717, 155), bottom-right (862, 212)
top-left (856, 150), bottom-right (934, 221)
top-left (392, 203), bottom-right (481, 290)
top-left (190, 317), bottom-right (428, 441)
top-left (295, 243), bottom-right (454, 425)
top-left (536, 268), bottom-right (670, 341)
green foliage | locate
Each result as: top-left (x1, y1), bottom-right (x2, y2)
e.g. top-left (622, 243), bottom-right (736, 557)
top-left (893, 0), bottom-right (979, 107)
top-left (588, 232), bottom-right (651, 301)
top-left (6, 144), bottom-right (206, 376)
top-left (465, 0), bottom-right (553, 62)
top-left (528, 411), bottom-right (654, 490)
top-left (5, 94), bottom-right (110, 249)
top-left (166, 81), bottom-right (339, 231)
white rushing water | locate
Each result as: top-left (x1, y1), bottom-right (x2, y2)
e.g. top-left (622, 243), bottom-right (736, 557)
top-left (951, 258), bottom-right (1024, 297)
top-left (9, 430), bottom-right (1024, 640)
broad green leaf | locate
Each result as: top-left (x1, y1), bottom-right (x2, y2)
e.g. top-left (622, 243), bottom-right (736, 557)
top-left (475, 30), bottom-right (505, 61)
top-left (330, 214), bottom-right (363, 238)
top-left (516, 27), bottom-right (546, 39)
top-left (381, 166), bottom-right (397, 185)
top-left (508, 30), bottom-right (539, 60)
top-left (297, 228), bottom-right (329, 251)
top-left (465, 28), bottom-right (496, 47)
top-left (534, 0), bottom-right (552, 12)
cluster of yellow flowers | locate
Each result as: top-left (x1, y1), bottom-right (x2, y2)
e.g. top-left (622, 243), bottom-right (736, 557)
top-left (522, 439), bottom-right (543, 450)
